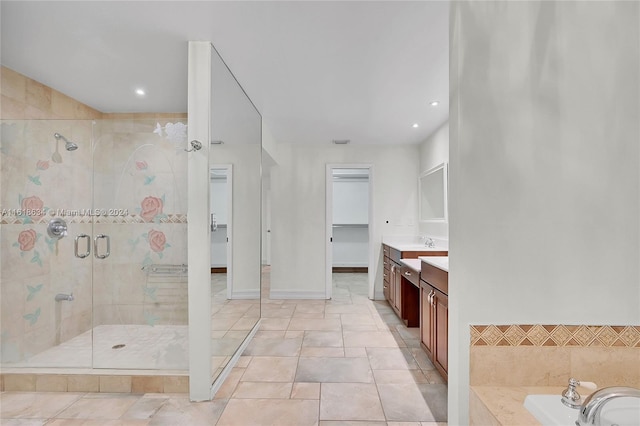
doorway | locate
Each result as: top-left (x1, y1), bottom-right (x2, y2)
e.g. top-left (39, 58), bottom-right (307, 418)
top-left (210, 165), bottom-right (233, 299)
top-left (325, 164), bottom-right (374, 300)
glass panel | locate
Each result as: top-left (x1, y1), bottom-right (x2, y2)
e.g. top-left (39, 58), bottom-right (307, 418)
top-left (91, 117), bottom-right (189, 370)
top-left (209, 45), bottom-right (262, 382)
top-left (1, 119), bottom-right (93, 368)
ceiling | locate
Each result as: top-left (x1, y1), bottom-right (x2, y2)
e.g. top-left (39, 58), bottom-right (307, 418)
top-left (1, 1), bottom-right (449, 145)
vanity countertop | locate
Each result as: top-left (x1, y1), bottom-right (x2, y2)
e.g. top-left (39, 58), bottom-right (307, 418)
top-left (419, 256), bottom-right (449, 272)
top-left (399, 258), bottom-right (421, 272)
top-left (382, 236), bottom-right (448, 253)
top-left (470, 386), bottom-right (565, 426)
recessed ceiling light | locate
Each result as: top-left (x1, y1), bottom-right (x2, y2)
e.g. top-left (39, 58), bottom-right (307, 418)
top-left (429, 101), bottom-right (439, 106)
top-left (412, 123), bottom-right (419, 128)
top-left (135, 88), bottom-right (146, 96)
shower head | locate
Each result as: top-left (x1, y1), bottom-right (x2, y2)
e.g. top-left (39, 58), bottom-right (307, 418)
top-left (54, 133), bottom-right (78, 151)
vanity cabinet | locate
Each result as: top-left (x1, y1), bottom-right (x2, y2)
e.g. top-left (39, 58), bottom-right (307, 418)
top-left (382, 244), bottom-right (447, 326)
top-left (420, 261), bottom-right (448, 382)
top-left (383, 246), bottom-right (403, 317)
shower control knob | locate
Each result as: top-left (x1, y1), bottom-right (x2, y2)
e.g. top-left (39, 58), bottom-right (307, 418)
top-left (47, 218), bottom-right (68, 240)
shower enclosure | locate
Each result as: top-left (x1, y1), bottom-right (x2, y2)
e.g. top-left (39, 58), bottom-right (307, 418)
top-left (0, 117), bottom-right (189, 371)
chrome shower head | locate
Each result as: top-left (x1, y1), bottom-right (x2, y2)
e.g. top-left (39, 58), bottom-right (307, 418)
top-left (54, 133), bottom-right (78, 151)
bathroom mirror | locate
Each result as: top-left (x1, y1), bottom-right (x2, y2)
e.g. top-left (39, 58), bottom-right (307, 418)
top-left (209, 44), bottom-right (262, 383)
top-left (419, 162), bottom-right (448, 222)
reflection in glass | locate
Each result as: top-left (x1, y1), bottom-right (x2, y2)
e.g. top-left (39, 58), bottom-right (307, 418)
top-left (209, 45), bottom-right (262, 383)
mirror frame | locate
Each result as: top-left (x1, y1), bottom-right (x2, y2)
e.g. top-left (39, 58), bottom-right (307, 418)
top-left (418, 162), bottom-right (448, 223)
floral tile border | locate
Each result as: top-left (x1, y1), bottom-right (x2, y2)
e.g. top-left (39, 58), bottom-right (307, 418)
top-left (470, 325), bottom-right (640, 347)
top-left (1, 213), bottom-right (187, 225)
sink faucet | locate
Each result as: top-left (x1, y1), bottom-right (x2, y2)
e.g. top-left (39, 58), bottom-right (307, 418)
top-left (424, 237), bottom-right (435, 248)
top-left (577, 386), bottom-right (640, 425)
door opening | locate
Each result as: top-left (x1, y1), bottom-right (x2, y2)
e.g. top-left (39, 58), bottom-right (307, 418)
top-left (325, 165), bottom-right (374, 300)
top-left (210, 165), bottom-right (233, 299)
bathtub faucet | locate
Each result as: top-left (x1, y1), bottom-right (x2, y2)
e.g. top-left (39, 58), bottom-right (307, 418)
top-left (577, 386), bottom-right (640, 425)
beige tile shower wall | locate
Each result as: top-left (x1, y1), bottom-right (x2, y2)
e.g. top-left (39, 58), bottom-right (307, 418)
top-left (1, 66), bottom-right (103, 120)
top-left (469, 325), bottom-right (640, 389)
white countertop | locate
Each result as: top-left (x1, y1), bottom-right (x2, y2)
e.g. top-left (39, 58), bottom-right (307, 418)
top-left (419, 256), bottom-right (449, 272)
top-left (382, 235), bottom-right (448, 252)
top-left (385, 242), bottom-right (447, 252)
top-left (399, 258), bottom-right (421, 272)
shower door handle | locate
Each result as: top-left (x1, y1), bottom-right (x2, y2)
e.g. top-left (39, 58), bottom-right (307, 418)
top-left (74, 234), bottom-right (91, 258)
top-left (94, 234), bottom-right (110, 259)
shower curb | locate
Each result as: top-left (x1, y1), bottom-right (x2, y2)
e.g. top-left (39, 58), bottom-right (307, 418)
top-left (0, 372), bottom-right (189, 393)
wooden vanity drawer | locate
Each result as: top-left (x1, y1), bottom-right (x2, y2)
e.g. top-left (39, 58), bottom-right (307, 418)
top-left (400, 264), bottom-right (419, 288)
top-left (421, 262), bottom-right (448, 295)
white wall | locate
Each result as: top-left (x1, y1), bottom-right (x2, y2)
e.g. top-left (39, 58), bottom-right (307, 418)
top-left (419, 121), bottom-right (449, 239)
top-left (270, 143), bottom-right (420, 298)
top-left (449, 2), bottom-right (639, 424)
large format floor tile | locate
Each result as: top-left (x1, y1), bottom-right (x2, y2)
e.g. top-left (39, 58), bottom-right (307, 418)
top-left (319, 383), bottom-right (385, 421)
top-left (216, 399), bottom-right (319, 426)
top-left (296, 357), bottom-right (374, 383)
top-left (1, 274), bottom-right (448, 425)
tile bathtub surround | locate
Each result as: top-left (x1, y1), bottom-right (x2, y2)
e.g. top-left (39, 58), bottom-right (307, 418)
top-left (470, 325), bottom-right (640, 388)
top-left (470, 324), bottom-right (640, 347)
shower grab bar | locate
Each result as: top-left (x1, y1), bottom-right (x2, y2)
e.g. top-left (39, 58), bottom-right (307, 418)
top-left (94, 234), bottom-right (110, 259)
top-left (142, 264), bottom-right (188, 276)
top-left (74, 234), bottom-right (91, 258)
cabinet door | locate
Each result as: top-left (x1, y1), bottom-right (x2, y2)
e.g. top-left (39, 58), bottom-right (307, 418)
top-left (420, 283), bottom-right (434, 359)
top-left (433, 289), bottom-right (448, 381)
top-left (388, 264), bottom-right (396, 306)
top-left (393, 262), bottom-right (402, 313)
top-left (383, 256), bottom-right (390, 301)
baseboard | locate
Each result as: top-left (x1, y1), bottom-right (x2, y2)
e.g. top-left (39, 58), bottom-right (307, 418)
top-left (269, 290), bottom-right (327, 300)
top-left (332, 267), bottom-right (368, 273)
top-left (210, 267), bottom-right (227, 273)
top-left (230, 289), bottom-right (260, 299)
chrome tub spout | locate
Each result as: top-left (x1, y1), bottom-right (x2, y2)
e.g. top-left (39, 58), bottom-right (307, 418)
top-left (577, 386), bottom-right (640, 425)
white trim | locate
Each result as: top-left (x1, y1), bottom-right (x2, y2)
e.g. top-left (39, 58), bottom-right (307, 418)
top-left (210, 319), bottom-right (260, 399)
top-left (325, 164), bottom-right (333, 299)
top-left (325, 164), bottom-right (374, 300)
top-left (270, 290), bottom-right (327, 300)
top-left (230, 290), bottom-right (260, 299)
top-left (187, 41), bottom-right (212, 402)
top-left (418, 162), bottom-right (448, 223)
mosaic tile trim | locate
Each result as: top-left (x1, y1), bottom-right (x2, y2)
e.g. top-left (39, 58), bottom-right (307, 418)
top-left (470, 325), bottom-right (640, 347)
top-left (0, 213), bottom-right (188, 225)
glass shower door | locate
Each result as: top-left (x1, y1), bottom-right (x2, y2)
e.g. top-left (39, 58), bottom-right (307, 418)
top-left (0, 119), bottom-right (94, 368)
top-left (91, 118), bottom-right (189, 370)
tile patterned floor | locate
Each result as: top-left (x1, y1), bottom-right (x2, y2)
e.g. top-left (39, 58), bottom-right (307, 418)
top-left (0, 273), bottom-right (447, 425)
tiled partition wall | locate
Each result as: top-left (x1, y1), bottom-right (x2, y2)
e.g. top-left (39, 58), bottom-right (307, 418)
top-left (470, 324), bottom-right (640, 388)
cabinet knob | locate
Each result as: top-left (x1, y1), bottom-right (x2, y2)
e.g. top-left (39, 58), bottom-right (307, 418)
top-left (404, 271), bottom-right (411, 276)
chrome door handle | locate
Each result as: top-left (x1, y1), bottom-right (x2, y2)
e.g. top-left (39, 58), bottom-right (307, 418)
top-left (74, 234), bottom-right (91, 258)
top-left (94, 234), bottom-right (110, 259)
